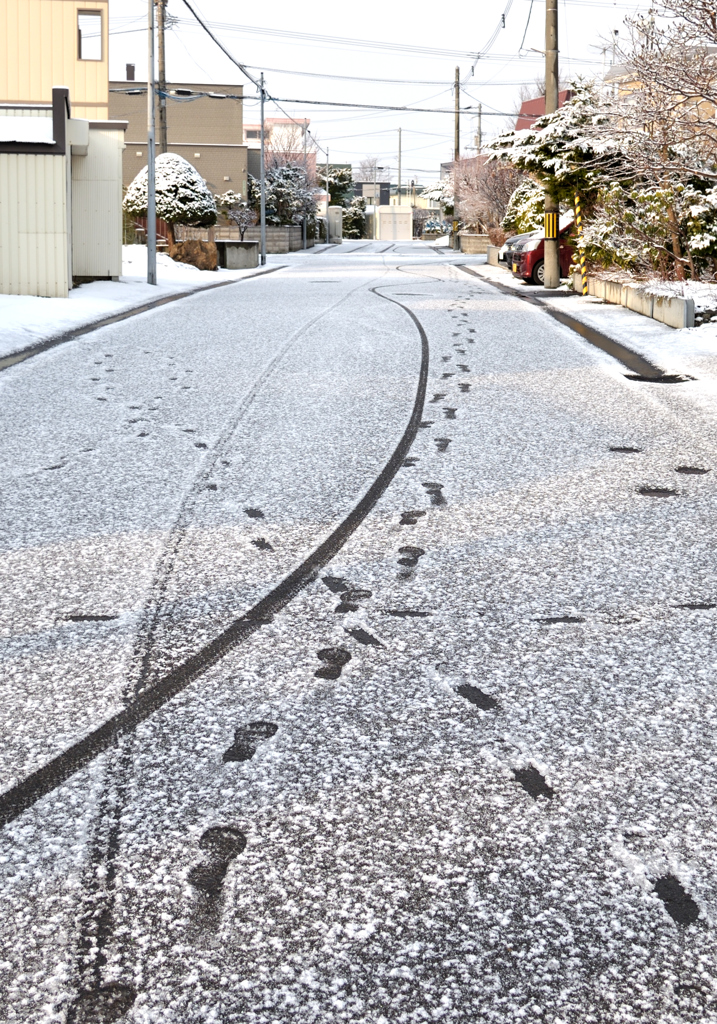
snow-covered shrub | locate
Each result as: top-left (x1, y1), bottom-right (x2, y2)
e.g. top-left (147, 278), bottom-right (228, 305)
top-left (247, 165), bottom-right (316, 225)
top-left (582, 181), bottom-right (717, 278)
top-left (123, 153), bottom-right (217, 243)
top-left (501, 180), bottom-right (545, 234)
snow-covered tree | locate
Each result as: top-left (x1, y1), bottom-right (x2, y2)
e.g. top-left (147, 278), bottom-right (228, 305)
top-left (342, 196), bottom-right (366, 239)
top-left (489, 81), bottom-right (622, 211)
top-left (247, 165), bottom-right (316, 226)
top-left (315, 166), bottom-right (354, 208)
top-left (501, 180), bottom-right (545, 234)
top-left (123, 153), bottom-right (217, 244)
top-left (422, 177), bottom-right (455, 216)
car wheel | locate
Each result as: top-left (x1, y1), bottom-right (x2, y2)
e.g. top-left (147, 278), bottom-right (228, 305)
top-left (531, 260), bottom-right (545, 286)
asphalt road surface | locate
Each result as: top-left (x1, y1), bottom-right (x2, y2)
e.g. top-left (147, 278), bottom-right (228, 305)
top-left (2, 241), bottom-right (717, 1023)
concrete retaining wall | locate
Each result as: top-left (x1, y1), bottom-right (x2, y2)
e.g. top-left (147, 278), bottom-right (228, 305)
top-left (575, 272), bottom-right (695, 329)
top-left (459, 233), bottom-right (489, 254)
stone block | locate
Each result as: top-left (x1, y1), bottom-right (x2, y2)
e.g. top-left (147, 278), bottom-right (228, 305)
top-left (652, 294), bottom-right (695, 329)
top-left (215, 240), bottom-right (259, 269)
top-left (623, 287), bottom-right (654, 318)
top-left (459, 234), bottom-right (490, 254)
top-left (169, 240), bottom-right (217, 271)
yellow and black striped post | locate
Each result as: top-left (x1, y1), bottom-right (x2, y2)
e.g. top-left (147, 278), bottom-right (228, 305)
top-left (544, 211), bottom-right (558, 240)
top-left (574, 194), bottom-right (588, 296)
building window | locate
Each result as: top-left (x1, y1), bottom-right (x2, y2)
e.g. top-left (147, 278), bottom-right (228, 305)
top-left (126, 63), bottom-right (135, 81)
top-left (78, 11), bottom-right (102, 61)
top-left (245, 130), bottom-right (260, 140)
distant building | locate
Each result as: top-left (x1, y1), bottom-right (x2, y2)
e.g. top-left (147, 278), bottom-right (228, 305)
top-left (515, 90), bottom-right (573, 130)
top-left (244, 118), bottom-right (315, 178)
top-left (353, 181), bottom-right (391, 206)
top-left (109, 81), bottom-right (247, 197)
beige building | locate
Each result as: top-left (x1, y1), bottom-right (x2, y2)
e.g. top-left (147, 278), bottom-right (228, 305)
top-left (109, 82), bottom-right (247, 197)
top-left (0, 0), bottom-right (110, 119)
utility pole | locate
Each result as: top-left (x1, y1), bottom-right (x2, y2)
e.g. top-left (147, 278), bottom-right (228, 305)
top-left (302, 119), bottom-right (307, 249)
top-left (397, 127), bottom-right (402, 205)
top-left (476, 104), bottom-right (482, 152)
top-left (373, 162), bottom-right (378, 240)
top-left (146, 0), bottom-right (157, 284)
top-left (543, 0), bottom-right (560, 288)
top-left (454, 66), bottom-right (460, 161)
top-left (453, 65), bottom-right (460, 250)
top-left (326, 147), bottom-right (330, 243)
top-left (259, 73), bottom-right (266, 266)
top-left (156, 0), bottom-right (168, 153)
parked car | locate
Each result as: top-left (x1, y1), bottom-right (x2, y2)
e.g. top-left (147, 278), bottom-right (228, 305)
top-left (499, 230), bottom-right (539, 264)
top-left (509, 224), bottom-right (574, 285)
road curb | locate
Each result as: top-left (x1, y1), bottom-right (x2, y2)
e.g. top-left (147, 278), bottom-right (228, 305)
top-left (0, 263), bottom-right (286, 374)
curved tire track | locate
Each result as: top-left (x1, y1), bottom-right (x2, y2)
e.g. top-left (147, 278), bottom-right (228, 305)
top-left (0, 286), bottom-right (429, 829)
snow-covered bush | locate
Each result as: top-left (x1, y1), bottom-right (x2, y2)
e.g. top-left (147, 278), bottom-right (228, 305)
top-left (247, 165), bottom-right (316, 225)
top-left (501, 180), bottom-right (545, 234)
top-left (123, 153), bottom-right (217, 244)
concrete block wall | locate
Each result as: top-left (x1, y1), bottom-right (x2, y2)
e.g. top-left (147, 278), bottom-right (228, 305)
top-left (575, 271), bottom-right (694, 329)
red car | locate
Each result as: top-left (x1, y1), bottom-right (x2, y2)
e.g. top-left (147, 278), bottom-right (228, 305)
top-left (510, 226), bottom-right (574, 285)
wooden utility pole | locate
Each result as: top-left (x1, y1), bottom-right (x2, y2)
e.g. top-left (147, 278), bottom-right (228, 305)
top-left (156, 0), bottom-right (168, 153)
top-left (543, 0), bottom-right (560, 288)
top-left (454, 66), bottom-right (460, 160)
top-left (453, 66), bottom-right (460, 248)
top-left (146, 0), bottom-right (156, 284)
top-left (259, 73), bottom-right (266, 265)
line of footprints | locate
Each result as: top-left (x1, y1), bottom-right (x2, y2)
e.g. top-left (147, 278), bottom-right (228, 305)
top-left (188, 292), bottom-right (704, 927)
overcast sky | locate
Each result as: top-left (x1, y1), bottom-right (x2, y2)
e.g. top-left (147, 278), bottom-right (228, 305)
top-left (109, 0), bottom-right (652, 184)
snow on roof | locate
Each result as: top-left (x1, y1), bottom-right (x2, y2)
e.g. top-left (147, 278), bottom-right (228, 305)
top-left (0, 116), bottom-right (55, 144)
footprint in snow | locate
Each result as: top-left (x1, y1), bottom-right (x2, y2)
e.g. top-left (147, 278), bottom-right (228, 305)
top-left (251, 538), bottom-right (274, 551)
top-left (188, 826), bottom-right (247, 896)
top-left (315, 646), bottom-right (352, 679)
top-left (223, 721), bottom-right (278, 762)
top-left (422, 482), bottom-right (445, 506)
top-left (345, 626), bottom-right (384, 647)
top-left (513, 766), bottom-right (553, 800)
top-left (455, 683), bottom-right (498, 710)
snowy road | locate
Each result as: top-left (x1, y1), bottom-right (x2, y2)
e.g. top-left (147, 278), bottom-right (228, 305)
top-left (2, 241), bottom-right (717, 1022)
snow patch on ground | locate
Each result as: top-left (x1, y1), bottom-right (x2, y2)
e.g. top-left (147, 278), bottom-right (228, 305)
top-left (0, 246), bottom-right (264, 361)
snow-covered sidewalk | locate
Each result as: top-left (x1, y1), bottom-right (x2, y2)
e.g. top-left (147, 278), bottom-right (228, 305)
top-left (469, 259), bottom-right (717, 380)
top-left (0, 245), bottom-right (279, 362)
